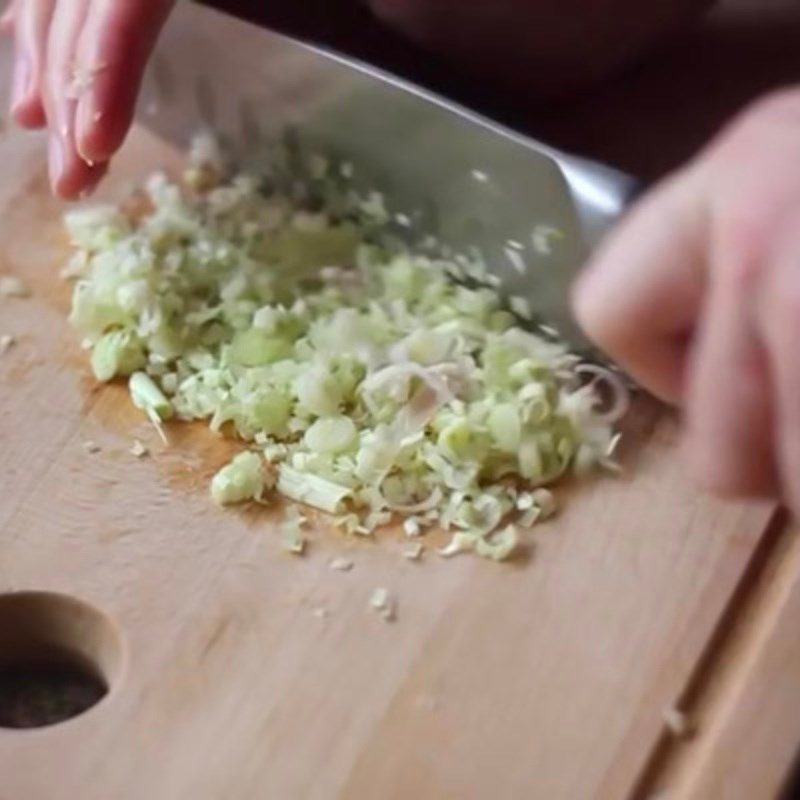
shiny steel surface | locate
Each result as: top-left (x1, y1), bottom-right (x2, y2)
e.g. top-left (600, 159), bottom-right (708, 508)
top-left (142, 3), bottom-right (638, 352)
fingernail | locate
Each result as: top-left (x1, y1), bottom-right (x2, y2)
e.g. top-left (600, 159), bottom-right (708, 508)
top-left (10, 54), bottom-right (30, 112)
top-left (49, 135), bottom-right (64, 187)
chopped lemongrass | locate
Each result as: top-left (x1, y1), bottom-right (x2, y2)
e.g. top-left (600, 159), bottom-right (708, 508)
top-left (329, 557), bottom-right (354, 572)
top-left (277, 465), bottom-right (351, 514)
top-left (129, 439), bottom-right (149, 458)
top-left (403, 542), bottom-right (424, 561)
top-left (531, 488), bottom-right (557, 520)
top-left (129, 372), bottom-right (172, 420)
top-left (0, 275), bottom-right (29, 298)
top-left (0, 334), bottom-right (14, 354)
top-left (369, 587), bottom-right (396, 621)
top-left (438, 532), bottom-right (475, 558)
top-left (64, 133), bottom-right (629, 563)
top-left (211, 451), bottom-right (265, 506)
top-left (91, 330), bottom-right (146, 381)
top-left (279, 507), bottom-right (307, 555)
top-left (474, 525), bottom-right (520, 562)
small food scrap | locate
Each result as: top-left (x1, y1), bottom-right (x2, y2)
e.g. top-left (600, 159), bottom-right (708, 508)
top-left (279, 506), bottom-right (307, 555)
top-left (129, 439), bottom-right (148, 458)
top-left (0, 275), bottom-right (29, 298)
top-left (312, 606), bottom-right (329, 620)
top-left (403, 542), bottom-right (424, 561)
top-left (403, 517), bottom-right (422, 538)
top-left (211, 451), bottom-right (265, 506)
top-left (82, 439), bottom-right (101, 454)
top-left (329, 557), bottom-right (354, 572)
top-left (662, 706), bottom-right (695, 739)
top-left (531, 224), bottom-right (564, 255)
top-left (369, 587), bottom-right (396, 622)
top-left (0, 334), bottom-right (14, 354)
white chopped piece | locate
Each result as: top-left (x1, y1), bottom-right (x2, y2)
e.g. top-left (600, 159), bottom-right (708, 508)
top-left (403, 517), bottom-right (422, 538)
top-left (82, 440), bottom-right (101, 454)
top-left (531, 488), bottom-right (557, 520)
top-left (538, 323), bottom-right (560, 338)
top-left (518, 507), bottom-right (541, 528)
top-left (129, 439), bottom-right (148, 458)
top-left (280, 507), bottom-right (307, 555)
top-left (340, 161), bottom-right (354, 179)
top-left (663, 707), bottom-right (695, 739)
top-left (471, 169), bottom-right (489, 182)
top-left (369, 587), bottom-right (396, 621)
top-left (504, 246), bottom-right (527, 276)
top-left (0, 334), bottom-right (14, 354)
top-left (403, 543), bottom-right (424, 561)
top-left (516, 492), bottom-right (534, 511)
top-left (531, 224), bottom-right (564, 255)
top-left (329, 557), bottom-right (354, 572)
top-left (509, 295), bottom-right (533, 320)
top-left (394, 212), bottom-right (412, 228)
top-left (0, 275), bottom-right (29, 298)
top-left (312, 606), bottom-right (329, 620)
top-left (438, 532), bottom-right (474, 558)
top-left (506, 239), bottom-right (525, 251)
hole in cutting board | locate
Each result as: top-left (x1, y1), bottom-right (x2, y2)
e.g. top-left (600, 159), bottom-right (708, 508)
top-left (0, 592), bottom-right (123, 729)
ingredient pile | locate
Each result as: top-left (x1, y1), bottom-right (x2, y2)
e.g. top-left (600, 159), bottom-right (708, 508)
top-left (64, 135), bottom-right (627, 561)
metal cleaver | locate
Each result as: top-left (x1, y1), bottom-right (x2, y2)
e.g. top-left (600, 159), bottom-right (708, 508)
top-left (141, 3), bottom-right (639, 354)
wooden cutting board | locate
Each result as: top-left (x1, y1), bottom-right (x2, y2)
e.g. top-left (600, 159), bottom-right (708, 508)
top-left (0, 117), bottom-right (782, 799)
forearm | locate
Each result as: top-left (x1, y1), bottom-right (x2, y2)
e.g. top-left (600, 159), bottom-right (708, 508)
top-left (367, 0), bottom-right (716, 94)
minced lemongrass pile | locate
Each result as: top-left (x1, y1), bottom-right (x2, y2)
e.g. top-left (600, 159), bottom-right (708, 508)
top-left (63, 135), bottom-right (627, 561)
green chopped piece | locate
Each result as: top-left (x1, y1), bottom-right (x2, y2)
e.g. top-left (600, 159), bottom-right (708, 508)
top-left (64, 133), bottom-right (629, 563)
top-left (474, 525), bottom-right (520, 562)
top-left (91, 330), bottom-right (146, 381)
top-left (129, 372), bottom-right (173, 420)
top-left (277, 465), bottom-right (351, 514)
top-left (226, 329), bottom-right (294, 366)
top-left (211, 451), bottom-right (265, 506)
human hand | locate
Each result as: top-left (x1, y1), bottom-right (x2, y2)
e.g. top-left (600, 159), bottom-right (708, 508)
top-left (572, 90), bottom-right (800, 512)
top-left (3, 0), bottom-right (174, 199)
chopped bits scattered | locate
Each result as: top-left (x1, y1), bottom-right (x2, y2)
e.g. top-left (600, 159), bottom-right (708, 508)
top-left (0, 275), bottom-right (29, 298)
top-left (403, 543), bottom-right (424, 561)
top-left (279, 506), bottom-right (307, 554)
top-left (64, 134), bottom-right (627, 562)
top-left (369, 587), bottom-right (396, 622)
top-left (211, 451), bottom-right (265, 506)
top-left (531, 224), bottom-right (564, 256)
top-left (329, 557), bottom-right (354, 572)
top-left (129, 439), bottom-right (148, 458)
